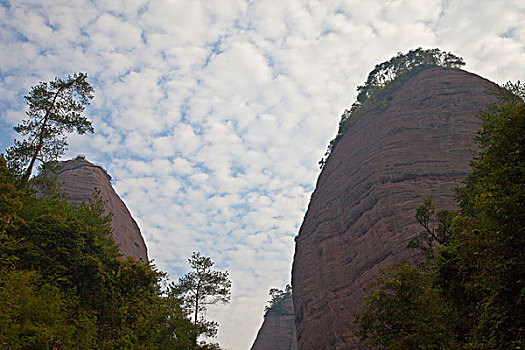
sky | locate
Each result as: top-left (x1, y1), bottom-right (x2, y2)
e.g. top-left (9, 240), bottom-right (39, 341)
top-left (0, 0), bottom-right (524, 348)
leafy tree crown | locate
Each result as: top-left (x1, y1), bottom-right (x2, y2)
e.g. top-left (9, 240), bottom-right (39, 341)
top-left (6, 73), bottom-right (94, 184)
top-left (173, 252), bottom-right (231, 346)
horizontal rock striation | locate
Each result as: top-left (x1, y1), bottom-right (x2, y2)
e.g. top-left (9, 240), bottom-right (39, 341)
top-left (52, 156), bottom-right (148, 261)
top-left (291, 68), bottom-right (497, 349)
top-left (251, 295), bottom-right (298, 350)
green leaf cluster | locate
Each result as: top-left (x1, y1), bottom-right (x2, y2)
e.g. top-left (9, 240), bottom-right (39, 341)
top-left (354, 82), bottom-right (525, 349)
top-left (354, 263), bottom-right (457, 350)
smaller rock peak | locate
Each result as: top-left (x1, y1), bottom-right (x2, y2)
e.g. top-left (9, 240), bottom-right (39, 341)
top-left (59, 156), bottom-right (111, 181)
top-left (46, 156), bottom-right (148, 261)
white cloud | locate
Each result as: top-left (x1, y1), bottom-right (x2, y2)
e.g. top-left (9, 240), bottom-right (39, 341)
top-left (1, 0), bottom-right (524, 348)
top-left (88, 13), bottom-right (143, 52)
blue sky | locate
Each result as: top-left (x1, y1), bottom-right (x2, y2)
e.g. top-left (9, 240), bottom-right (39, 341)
top-left (1, 1), bottom-right (524, 349)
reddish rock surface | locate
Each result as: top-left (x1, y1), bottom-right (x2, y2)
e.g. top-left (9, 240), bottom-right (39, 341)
top-left (291, 68), bottom-right (497, 349)
top-left (52, 156), bottom-right (148, 261)
top-left (251, 295), bottom-right (298, 350)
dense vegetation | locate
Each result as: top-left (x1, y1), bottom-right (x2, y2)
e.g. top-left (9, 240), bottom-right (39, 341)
top-left (0, 158), bottom-right (202, 349)
top-left (0, 75), bottom-right (229, 349)
top-left (354, 82), bottom-right (524, 349)
top-left (320, 48), bottom-right (465, 168)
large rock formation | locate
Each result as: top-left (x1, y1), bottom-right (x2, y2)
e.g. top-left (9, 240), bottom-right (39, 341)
top-left (251, 295), bottom-right (298, 350)
top-left (291, 67), bottom-right (497, 349)
top-left (51, 156), bottom-right (148, 261)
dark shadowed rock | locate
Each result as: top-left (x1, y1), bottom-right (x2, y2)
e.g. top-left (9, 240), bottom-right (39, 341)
top-left (50, 156), bottom-right (148, 261)
top-left (291, 67), bottom-right (497, 349)
top-left (251, 295), bottom-right (298, 350)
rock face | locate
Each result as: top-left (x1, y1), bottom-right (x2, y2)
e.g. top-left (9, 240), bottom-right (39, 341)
top-left (291, 68), bottom-right (497, 349)
top-left (251, 295), bottom-right (298, 350)
top-left (52, 156), bottom-right (148, 261)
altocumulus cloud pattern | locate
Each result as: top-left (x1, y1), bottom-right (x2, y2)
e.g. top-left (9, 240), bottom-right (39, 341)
top-left (0, 1), bottom-right (524, 348)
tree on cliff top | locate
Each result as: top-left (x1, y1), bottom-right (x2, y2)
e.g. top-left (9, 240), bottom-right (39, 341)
top-left (265, 284), bottom-right (292, 316)
top-left (6, 73), bottom-right (94, 186)
top-left (320, 48), bottom-right (465, 168)
top-left (356, 48), bottom-right (464, 104)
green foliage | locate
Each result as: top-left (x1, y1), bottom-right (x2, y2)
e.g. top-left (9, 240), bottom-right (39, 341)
top-left (356, 48), bottom-right (464, 105)
top-left (0, 76), bottom-right (223, 349)
top-left (0, 158), bottom-right (25, 269)
top-left (354, 81), bottom-right (525, 349)
top-left (354, 263), bottom-right (458, 350)
top-left (450, 80), bottom-right (525, 349)
top-left (264, 284), bottom-right (292, 316)
top-left (407, 196), bottom-right (455, 259)
top-left (320, 48), bottom-right (465, 168)
top-left (0, 269), bottom-right (98, 350)
top-left (173, 252), bottom-right (231, 347)
top-left (0, 156), bottom-right (200, 349)
top-left (6, 73), bottom-right (94, 185)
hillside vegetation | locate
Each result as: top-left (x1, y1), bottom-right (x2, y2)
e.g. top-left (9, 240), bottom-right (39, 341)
top-left (0, 160), bottom-right (208, 349)
top-left (0, 73), bottom-right (229, 349)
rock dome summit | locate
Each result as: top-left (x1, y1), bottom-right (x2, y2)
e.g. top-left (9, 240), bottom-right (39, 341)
top-left (291, 67), bottom-right (497, 349)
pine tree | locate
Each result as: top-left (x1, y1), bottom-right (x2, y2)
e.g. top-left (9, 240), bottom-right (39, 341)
top-left (6, 73), bottom-right (94, 185)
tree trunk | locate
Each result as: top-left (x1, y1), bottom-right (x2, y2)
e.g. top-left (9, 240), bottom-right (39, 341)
top-left (193, 284), bottom-right (200, 346)
top-left (20, 87), bottom-right (63, 186)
